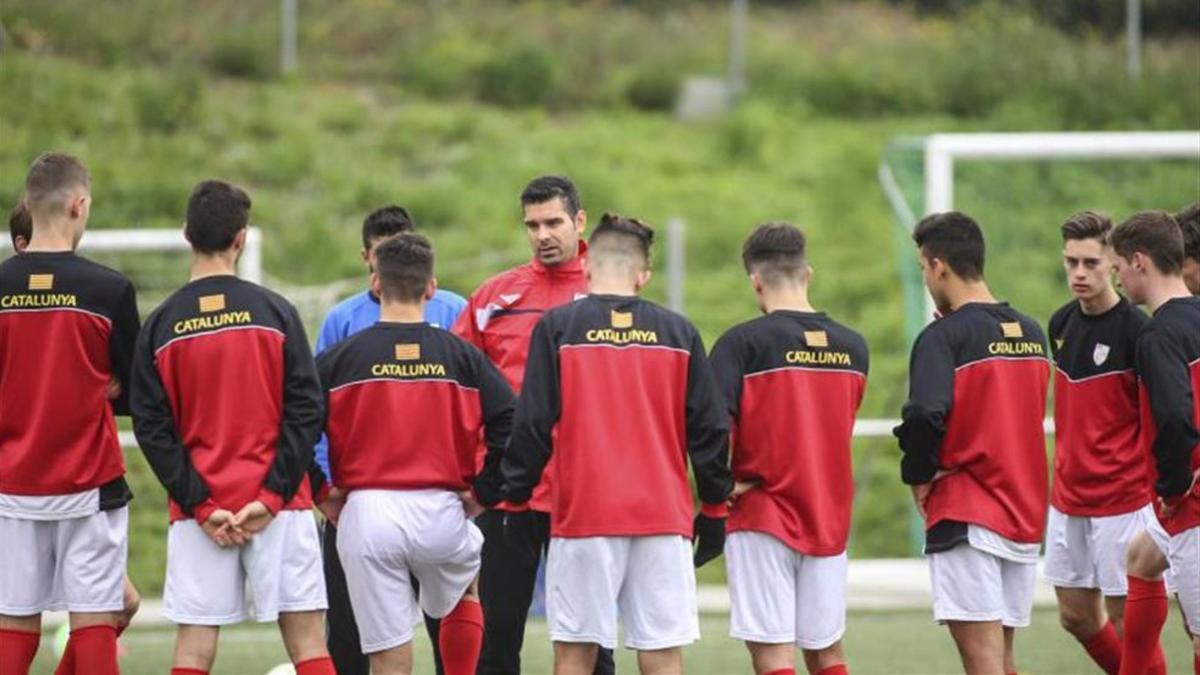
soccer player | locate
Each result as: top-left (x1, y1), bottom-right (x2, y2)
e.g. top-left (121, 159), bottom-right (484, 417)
top-left (8, 199), bottom-right (31, 250)
top-left (1176, 202), bottom-right (1200, 295)
top-left (1042, 211), bottom-right (1156, 674)
top-left (1107, 211), bottom-right (1200, 675)
top-left (495, 213), bottom-right (734, 675)
top-left (315, 205), bottom-right (465, 675)
top-left (710, 223), bottom-right (869, 675)
top-left (313, 233), bottom-right (514, 675)
top-left (0, 153), bottom-right (140, 675)
top-left (894, 211), bottom-right (1050, 675)
top-left (130, 180), bottom-right (334, 675)
top-left (453, 175), bottom-right (615, 675)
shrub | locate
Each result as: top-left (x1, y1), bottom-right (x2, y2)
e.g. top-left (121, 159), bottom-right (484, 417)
top-left (475, 43), bottom-right (559, 108)
top-left (625, 66), bottom-right (681, 112)
top-left (130, 69), bottom-right (203, 133)
top-left (209, 31), bottom-right (273, 80)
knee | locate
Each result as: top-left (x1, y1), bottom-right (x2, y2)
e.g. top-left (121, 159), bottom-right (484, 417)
top-left (747, 641), bottom-right (794, 674)
top-left (802, 642), bottom-right (846, 672)
top-left (1058, 607), bottom-right (1101, 641)
top-left (1125, 535), bottom-right (1166, 579)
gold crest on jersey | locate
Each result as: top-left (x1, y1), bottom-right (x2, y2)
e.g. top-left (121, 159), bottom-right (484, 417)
top-left (1000, 322), bottom-right (1023, 339)
top-left (395, 343), bottom-right (421, 361)
top-left (611, 311), bottom-right (633, 329)
top-left (27, 274), bottom-right (54, 290)
top-left (198, 294), bottom-right (226, 313)
top-left (804, 330), bottom-right (829, 348)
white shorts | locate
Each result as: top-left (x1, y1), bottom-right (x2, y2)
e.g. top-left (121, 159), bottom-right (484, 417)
top-left (930, 542), bottom-right (1037, 628)
top-left (162, 509), bottom-right (326, 625)
top-left (1144, 515), bottom-right (1179, 594)
top-left (337, 489), bottom-right (482, 654)
top-left (1043, 504), bottom-right (1155, 596)
top-left (1163, 525), bottom-right (1200, 634)
top-left (0, 508), bottom-right (127, 615)
top-left (546, 535), bottom-right (699, 651)
top-left (726, 531), bottom-right (846, 649)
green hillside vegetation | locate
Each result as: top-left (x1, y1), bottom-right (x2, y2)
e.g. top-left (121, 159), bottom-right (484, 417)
top-left (1, 0), bottom-right (1197, 594)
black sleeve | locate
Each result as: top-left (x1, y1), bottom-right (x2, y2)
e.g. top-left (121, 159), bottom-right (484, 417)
top-left (895, 326), bottom-right (956, 485)
top-left (310, 349), bottom-right (336, 488)
top-left (129, 318), bottom-right (211, 514)
top-left (107, 280), bottom-right (141, 416)
top-left (1137, 330), bottom-right (1200, 498)
top-left (263, 306), bottom-right (325, 504)
top-left (473, 349), bottom-right (516, 502)
top-left (708, 331), bottom-right (744, 421)
top-left (500, 317), bottom-right (560, 503)
top-left (686, 330), bottom-right (734, 505)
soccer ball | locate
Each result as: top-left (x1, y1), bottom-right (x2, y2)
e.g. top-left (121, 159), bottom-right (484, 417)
top-left (265, 665), bottom-right (296, 675)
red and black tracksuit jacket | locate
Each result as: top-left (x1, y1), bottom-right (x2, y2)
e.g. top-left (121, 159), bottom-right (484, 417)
top-left (0, 252), bottom-right (140, 508)
top-left (452, 244), bottom-right (588, 512)
top-left (1136, 296), bottom-right (1200, 535)
top-left (314, 321), bottom-right (514, 496)
top-left (895, 302), bottom-right (1050, 551)
top-left (1048, 297), bottom-right (1152, 517)
top-left (499, 294), bottom-right (734, 538)
top-left (130, 275), bottom-right (324, 524)
top-left (710, 310), bottom-right (869, 556)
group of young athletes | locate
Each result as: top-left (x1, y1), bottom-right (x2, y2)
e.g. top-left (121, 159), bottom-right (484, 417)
top-left (0, 151), bottom-right (1196, 675)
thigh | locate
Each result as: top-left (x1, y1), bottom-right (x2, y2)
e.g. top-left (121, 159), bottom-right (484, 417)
top-left (410, 515), bottom-right (483, 620)
top-left (546, 536), bottom-right (623, 651)
top-left (336, 500), bottom-right (418, 655)
top-left (1168, 527), bottom-right (1200, 635)
top-left (1042, 508), bottom-right (1095, 590)
top-left (619, 535), bottom-right (698, 651)
top-left (726, 531), bottom-right (797, 644)
top-left (999, 557), bottom-right (1037, 628)
top-left (162, 519), bottom-right (245, 625)
top-left (0, 516), bottom-right (55, 615)
top-left (796, 551), bottom-right (848, 650)
top-left (246, 511), bottom-right (328, 622)
top-left (56, 508), bottom-right (127, 613)
top-left (929, 544), bottom-right (1004, 624)
top-left (1092, 505), bottom-right (1155, 597)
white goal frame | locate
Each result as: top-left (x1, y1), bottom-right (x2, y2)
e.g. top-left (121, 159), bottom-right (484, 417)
top-left (1, 226), bottom-right (264, 284)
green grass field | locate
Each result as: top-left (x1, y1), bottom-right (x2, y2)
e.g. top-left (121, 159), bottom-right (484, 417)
top-left (29, 609), bottom-right (1197, 674)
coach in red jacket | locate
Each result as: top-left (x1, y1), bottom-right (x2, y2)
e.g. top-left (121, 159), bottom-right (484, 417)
top-left (452, 175), bottom-right (613, 675)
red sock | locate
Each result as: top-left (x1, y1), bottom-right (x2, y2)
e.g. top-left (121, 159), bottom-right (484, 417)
top-left (170, 669), bottom-right (209, 675)
top-left (818, 666), bottom-right (848, 675)
top-left (1149, 643), bottom-right (1167, 675)
top-left (1082, 620), bottom-right (1123, 675)
top-left (1194, 651), bottom-right (1199, 675)
top-left (438, 598), bottom-right (484, 675)
top-left (1120, 576), bottom-right (1169, 675)
top-left (68, 625), bottom-right (119, 675)
top-left (53, 630), bottom-right (78, 675)
top-left (0, 628), bottom-right (40, 675)
top-left (295, 656), bottom-right (337, 675)
top-left (763, 670), bottom-right (796, 675)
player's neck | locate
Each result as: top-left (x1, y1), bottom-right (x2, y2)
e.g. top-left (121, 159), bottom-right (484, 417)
top-left (946, 279), bottom-right (995, 311)
top-left (189, 251), bottom-right (238, 281)
top-left (1077, 286), bottom-right (1120, 316)
top-left (1143, 276), bottom-right (1193, 313)
top-left (379, 301), bottom-right (425, 323)
top-left (589, 278), bottom-right (638, 297)
top-left (24, 221), bottom-right (79, 252)
top-left (762, 286), bottom-right (815, 314)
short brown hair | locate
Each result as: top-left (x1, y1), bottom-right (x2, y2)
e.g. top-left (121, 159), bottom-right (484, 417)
top-left (912, 211), bottom-right (985, 281)
top-left (588, 212), bottom-right (654, 266)
top-left (1060, 210), bottom-right (1112, 243)
top-left (742, 222), bottom-right (807, 285)
top-left (1176, 202), bottom-right (1200, 262)
top-left (374, 233), bottom-right (434, 303)
top-left (1109, 210), bottom-right (1184, 275)
top-left (185, 180), bottom-right (251, 254)
top-left (8, 201), bottom-right (32, 248)
top-left (24, 152), bottom-right (90, 221)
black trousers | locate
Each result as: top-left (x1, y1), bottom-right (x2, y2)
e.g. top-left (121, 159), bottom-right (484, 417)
top-left (477, 509), bottom-right (616, 675)
top-left (323, 520), bottom-right (445, 675)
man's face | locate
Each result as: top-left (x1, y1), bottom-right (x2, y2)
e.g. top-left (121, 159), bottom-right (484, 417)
top-left (1183, 257), bottom-right (1200, 295)
top-left (363, 235), bottom-right (392, 274)
top-left (1111, 253), bottom-right (1147, 305)
top-left (524, 198), bottom-right (584, 267)
top-left (918, 251), bottom-right (951, 316)
top-left (1062, 238), bottom-right (1113, 303)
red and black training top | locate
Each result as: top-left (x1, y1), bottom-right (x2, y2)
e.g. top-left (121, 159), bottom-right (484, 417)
top-left (1048, 297), bottom-right (1152, 517)
top-left (710, 310), bottom-right (869, 557)
top-left (895, 302), bottom-right (1050, 550)
top-left (1136, 296), bottom-right (1200, 536)
top-left (501, 294), bottom-right (734, 538)
top-left (315, 321), bottom-right (514, 495)
top-left (130, 275), bottom-right (324, 524)
top-left (0, 252), bottom-right (139, 508)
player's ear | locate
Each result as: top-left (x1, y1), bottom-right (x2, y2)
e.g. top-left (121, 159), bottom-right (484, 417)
top-left (803, 264), bottom-right (813, 285)
top-left (369, 271), bottom-right (382, 298)
top-left (574, 209), bottom-right (587, 236)
top-left (231, 227), bottom-right (247, 254)
top-left (425, 277), bottom-right (438, 301)
top-left (635, 268), bottom-right (652, 291)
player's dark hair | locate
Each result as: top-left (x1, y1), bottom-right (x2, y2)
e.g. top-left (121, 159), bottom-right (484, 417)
top-left (185, 179), bottom-right (251, 255)
top-left (1110, 210), bottom-right (1184, 275)
top-left (361, 205), bottom-right (414, 250)
top-left (374, 232), bottom-right (434, 303)
top-left (912, 211), bottom-right (986, 281)
top-left (742, 222), bottom-right (808, 286)
top-left (1175, 202), bottom-right (1200, 262)
top-left (24, 152), bottom-right (90, 220)
top-left (520, 175), bottom-right (581, 217)
top-left (8, 200), bottom-right (32, 248)
top-left (1060, 210), bottom-right (1112, 244)
top-left (588, 212), bottom-right (654, 267)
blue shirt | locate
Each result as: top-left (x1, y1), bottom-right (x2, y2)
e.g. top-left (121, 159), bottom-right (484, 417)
top-left (313, 288), bottom-right (467, 476)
